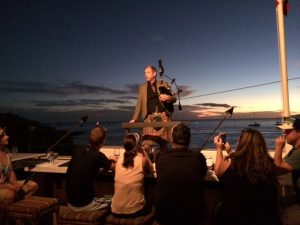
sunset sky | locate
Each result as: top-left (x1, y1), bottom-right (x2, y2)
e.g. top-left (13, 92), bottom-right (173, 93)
top-left (1, 0), bottom-right (299, 123)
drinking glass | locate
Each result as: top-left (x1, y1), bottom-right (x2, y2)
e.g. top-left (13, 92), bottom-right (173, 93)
top-left (47, 151), bottom-right (58, 164)
top-left (52, 152), bottom-right (58, 163)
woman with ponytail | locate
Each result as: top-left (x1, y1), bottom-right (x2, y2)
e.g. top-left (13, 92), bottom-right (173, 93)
top-left (111, 133), bottom-right (154, 217)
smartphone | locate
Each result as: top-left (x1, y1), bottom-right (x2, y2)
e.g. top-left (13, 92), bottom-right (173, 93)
top-left (220, 132), bottom-right (227, 144)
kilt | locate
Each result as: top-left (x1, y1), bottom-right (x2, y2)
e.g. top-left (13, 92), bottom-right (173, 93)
top-left (142, 112), bottom-right (172, 147)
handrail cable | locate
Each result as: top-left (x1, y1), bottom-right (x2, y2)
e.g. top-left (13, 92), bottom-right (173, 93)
top-left (182, 76), bottom-right (300, 100)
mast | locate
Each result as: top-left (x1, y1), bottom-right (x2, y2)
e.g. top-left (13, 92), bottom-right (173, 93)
top-left (275, 0), bottom-right (290, 119)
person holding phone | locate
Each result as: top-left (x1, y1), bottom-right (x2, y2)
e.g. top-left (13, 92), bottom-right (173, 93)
top-left (213, 128), bottom-right (282, 225)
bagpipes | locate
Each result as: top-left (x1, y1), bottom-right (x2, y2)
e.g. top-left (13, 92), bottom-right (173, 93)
top-left (157, 59), bottom-right (182, 113)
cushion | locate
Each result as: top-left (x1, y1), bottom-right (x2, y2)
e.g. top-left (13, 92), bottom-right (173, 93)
top-left (60, 205), bottom-right (109, 223)
top-left (7, 196), bottom-right (58, 215)
top-left (105, 212), bottom-right (155, 225)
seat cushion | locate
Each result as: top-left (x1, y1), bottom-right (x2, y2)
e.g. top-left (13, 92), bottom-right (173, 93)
top-left (7, 196), bottom-right (58, 215)
top-left (105, 212), bottom-right (155, 225)
top-left (60, 205), bottom-right (109, 223)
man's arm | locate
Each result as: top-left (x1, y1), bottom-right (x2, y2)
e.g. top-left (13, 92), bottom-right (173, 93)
top-left (214, 135), bottom-right (231, 177)
top-left (142, 151), bottom-right (155, 175)
top-left (161, 81), bottom-right (177, 103)
top-left (130, 85), bottom-right (143, 122)
top-left (274, 136), bottom-right (294, 173)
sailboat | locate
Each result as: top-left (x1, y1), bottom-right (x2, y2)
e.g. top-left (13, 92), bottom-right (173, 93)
top-left (248, 112), bottom-right (261, 127)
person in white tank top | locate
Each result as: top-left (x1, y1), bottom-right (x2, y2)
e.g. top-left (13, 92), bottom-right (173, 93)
top-left (111, 133), bottom-right (154, 217)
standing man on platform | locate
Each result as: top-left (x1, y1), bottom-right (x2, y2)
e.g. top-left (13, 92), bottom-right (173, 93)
top-left (129, 65), bottom-right (176, 151)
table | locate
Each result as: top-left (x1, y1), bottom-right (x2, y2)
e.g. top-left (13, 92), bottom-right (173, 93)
top-left (24, 157), bottom-right (71, 174)
top-left (24, 152), bottom-right (219, 181)
top-left (11, 153), bottom-right (46, 162)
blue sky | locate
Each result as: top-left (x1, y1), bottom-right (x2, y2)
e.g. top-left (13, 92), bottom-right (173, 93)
top-left (0, 0), bottom-right (299, 122)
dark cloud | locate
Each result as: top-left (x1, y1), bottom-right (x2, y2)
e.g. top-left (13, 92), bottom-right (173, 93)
top-left (32, 98), bottom-right (130, 107)
top-left (117, 105), bottom-right (136, 111)
top-left (125, 83), bottom-right (140, 93)
top-left (195, 103), bottom-right (232, 108)
top-left (68, 81), bottom-right (128, 95)
top-left (177, 104), bottom-right (206, 111)
top-left (0, 80), bottom-right (134, 96)
top-left (0, 80), bottom-right (63, 94)
top-left (118, 95), bottom-right (137, 100)
top-left (177, 85), bottom-right (195, 97)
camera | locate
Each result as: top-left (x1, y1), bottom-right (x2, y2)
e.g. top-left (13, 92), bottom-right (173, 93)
top-left (220, 132), bottom-right (226, 144)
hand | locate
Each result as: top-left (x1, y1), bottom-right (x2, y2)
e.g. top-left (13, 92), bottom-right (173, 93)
top-left (275, 135), bottom-right (286, 151)
top-left (214, 135), bottom-right (224, 149)
top-left (109, 156), bottom-right (118, 162)
top-left (9, 183), bottom-right (22, 192)
top-left (129, 119), bottom-right (135, 123)
top-left (224, 142), bottom-right (232, 154)
top-left (159, 94), bottom-right (170, 102)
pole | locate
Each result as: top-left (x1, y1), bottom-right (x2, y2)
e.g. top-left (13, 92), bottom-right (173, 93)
top-left (199, 107), bottom-right (234, 151)
top-left (276, 0), bottom-right (290, 119)
top-left (46, 116), bottom-right (88, 152)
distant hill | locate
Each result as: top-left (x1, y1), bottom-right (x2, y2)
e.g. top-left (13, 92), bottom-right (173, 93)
top-left (0, 112), bottom-right (75, 155)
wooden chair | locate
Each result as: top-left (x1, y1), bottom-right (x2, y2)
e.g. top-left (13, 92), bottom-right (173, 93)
top-left (59, 205), bottom-right (109, 225)
top-left (6, 196), bottom-right (59, 225)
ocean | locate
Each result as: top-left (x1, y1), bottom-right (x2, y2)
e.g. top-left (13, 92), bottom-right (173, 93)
top-left (53, 118), bottom-right (283, 150)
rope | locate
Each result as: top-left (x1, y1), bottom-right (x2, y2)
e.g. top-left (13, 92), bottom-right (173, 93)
top-left (182, 76), bottom-right (300, 100)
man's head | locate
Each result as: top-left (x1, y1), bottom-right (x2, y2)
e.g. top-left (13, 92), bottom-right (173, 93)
top-left (144, 65), bottom-right (157, 84)
top-left (0, 127), bottom-right (9, 148)
top-left (89, 127), bottom-right (107, 149)
top-left (171, 123), bottom-right (191, 147)
top-left (278, 117), bottom-right (300, 131)
top-left (278, 117), bottom-right (300, 147)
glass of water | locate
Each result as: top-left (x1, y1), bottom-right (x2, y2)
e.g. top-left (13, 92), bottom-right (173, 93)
top-left (47, 151), bottom-right (58, 164)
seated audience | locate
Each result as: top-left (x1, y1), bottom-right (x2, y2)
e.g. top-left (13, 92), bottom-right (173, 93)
top-left (66, 126), bottom-right (116, 212)
top-left (0, 127), bottom-right (38, 204)
top-left (111, 132), bottom-right (154, 217)
top-left (213, 128), bottom-right (282, 225)
top-left (274, 117), bottom-right (300, 224)
top-left (155, 123), bottom-right (207, 225)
